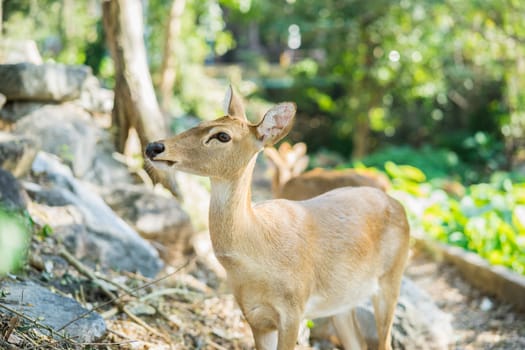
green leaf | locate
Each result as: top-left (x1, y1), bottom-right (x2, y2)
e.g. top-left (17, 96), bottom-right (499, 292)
top-left (385, 161), bottom-right (427, 183)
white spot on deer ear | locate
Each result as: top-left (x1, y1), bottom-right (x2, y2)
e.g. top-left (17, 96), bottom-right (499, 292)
top-left (258, 114), bottom-right (279, 142)
top-left (257, 103), bottom-right (296, 144)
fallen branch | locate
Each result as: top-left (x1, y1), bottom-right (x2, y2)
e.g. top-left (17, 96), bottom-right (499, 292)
top-left (56, 254), bottom-right (196, 333)
top-left (0, 302), bottom-right (76, 345)
top-left (58, 248), bottom-right (119, 301)
top-left (2, 315), bottom-right (19, 341)
top-left (208, 338), bottom-right (229, 350)
top-left (122, 306), bottom-right (168, 341)
top-left (140, 287), bottom-right (203, 303)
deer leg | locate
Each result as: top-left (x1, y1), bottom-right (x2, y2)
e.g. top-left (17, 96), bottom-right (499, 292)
top-left (372, 269), bottom-right (403, 350)
top-left (277, 314), bottom-right (301, 350)
top-left (331, 309), bottom-right (367, 350)
top-left (252, 328), bottom-right (278, 350)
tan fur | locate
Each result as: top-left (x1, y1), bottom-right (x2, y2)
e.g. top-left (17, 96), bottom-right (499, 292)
top-left (145, 86), bottom-right (410, 350)
top-left (265, 142), bottom-right (391, 200)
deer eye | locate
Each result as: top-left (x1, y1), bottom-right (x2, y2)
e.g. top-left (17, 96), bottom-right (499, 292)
top-left (214, 132), bottom-right (231, 143)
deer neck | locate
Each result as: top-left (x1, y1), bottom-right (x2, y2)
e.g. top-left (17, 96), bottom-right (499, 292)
top-left (208, 154), bottom-right (257, 255)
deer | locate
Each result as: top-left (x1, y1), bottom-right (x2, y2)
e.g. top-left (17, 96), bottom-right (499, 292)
top-left (264, 142), bottom-right (391, 201)
top-left (145, 86), bottom-right (410, 350)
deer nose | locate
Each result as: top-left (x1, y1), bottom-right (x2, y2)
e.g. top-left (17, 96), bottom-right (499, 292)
top-left (145, 141), bottom-right (165, 159)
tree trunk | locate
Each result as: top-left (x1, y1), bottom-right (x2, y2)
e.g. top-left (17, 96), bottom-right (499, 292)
top-left (159, 0), bottom-right (186, 112)
top-left (102, 0), bottom-right (180, 197)
top-left (350, 25), bottom-right (376, 160)
top-left (59, 0), bottom-right (74, 49)
top-left (0, 0), bottom-right (3, 36)
top-left (352, 113), bottom-right (370, 159)
top-left (102, 0), bottom-right (166, 153)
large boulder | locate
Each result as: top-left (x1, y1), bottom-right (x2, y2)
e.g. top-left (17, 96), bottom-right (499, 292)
top-left (0, 63), bottom-right (91, 102)
top-left (0, 279), bottom-right (106, 342)
top-left (0, 168), bottom-right (27, 211)
top-left (77, 75), bottom-right (114, 114)
top-left (310, 278), bottom-right (453, 349)
top-left (0, 39), bottom-right (43, 64)
top-left (14, 103), bottom-right (99, 178)
top-left (0, 101), bottom-right (46, 124)
top-left (25, 152), bottom-right (163, 277)
top-left (81, 134), bottom-right (135, 187)
top-left (104, 185), bottom-right (195, 262)
top-left (0, 131), bottom-right (38, 177)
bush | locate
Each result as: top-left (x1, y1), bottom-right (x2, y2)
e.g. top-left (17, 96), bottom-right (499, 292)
top-left (0, 208), bottom-right (32, 275)
top-left (385, 164), bottom-right (525, 275)
top-left (356, 145), bottom-right (465, 181)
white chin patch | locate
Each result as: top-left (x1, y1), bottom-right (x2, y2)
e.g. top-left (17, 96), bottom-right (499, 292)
top-left (149, 160), bottom-right (176, 171)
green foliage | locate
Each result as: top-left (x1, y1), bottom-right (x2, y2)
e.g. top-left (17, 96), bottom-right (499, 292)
top-left (38, 224), bottom-right (54, 240)
top-left (146, 0), bottom-right (235, 117)
top-left (3, 0), bottom-right (102, 65)
top-left (386, 164), bottom-right (525, 275)
top-left (356, 145), bottom-right (464, 181)
top-left (228, 0), bottom-right (525, 163)
top-left (0, 208), bottom-right (32, 275)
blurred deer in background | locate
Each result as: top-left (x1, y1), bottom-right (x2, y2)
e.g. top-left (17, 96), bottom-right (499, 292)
top-left (145, 86), bottom-right (409, 350)
top-left (265, 142), bottom-right (391, 201)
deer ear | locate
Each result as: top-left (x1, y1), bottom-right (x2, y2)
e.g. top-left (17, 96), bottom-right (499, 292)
top-left (256, 102), bottom-right (296, 146)
top-left (223, 85), bottom-right (246, 120)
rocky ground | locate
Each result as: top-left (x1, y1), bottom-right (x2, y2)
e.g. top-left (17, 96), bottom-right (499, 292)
top-left (3, 244), bottom-right (523, 350)
top-left (406, 250), bottom-right (525, 350)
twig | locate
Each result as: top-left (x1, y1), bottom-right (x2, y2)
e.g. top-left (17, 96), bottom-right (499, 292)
top-left (152, 307), bottom-right (182, 330)
top-left (0, 303), bottom-right (76, 344)
top-left (208, 339), bottom-right (229, 350)
top-left (56, 255), bottom-right (195, 333)
top-left (61, 246), bottom-right (134, 296)
top-left (74, 339), bottom-right (138, 347)
top-left (58, 248), bottom-right (118, 301)
top-left (139, 287), bottom-right (203, 303)
top-left (122, 306), bottom-right (167, 340)
top-left (107, 327), bottom-right (136, 342)
top-left (2, 315), bottom-right (19, 340)
top-left (100, 306), bottom-right (119, 319)
top-left (122, 271), bottom-right (151, 282)
top-left (93, 272), bottom-right (136, 296)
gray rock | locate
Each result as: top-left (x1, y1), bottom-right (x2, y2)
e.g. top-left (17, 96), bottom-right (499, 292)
top-left (81, 134), bottom-right (135, 187)
top-left (310, 278), bottom-right (453, 350)
top-left (104, 185), bottom-right (195, 261)
top-left (0, 279), bottom-right (106, 342)
top-left (0, 101), bottom-right (46, 123)
top-left (53, 223), bottom-right (160, 274)
top-left (0, 63), bottom-right (90, 102)
top-left (0, 131), bottom-right (37, 177)
top-left (0, 168), bottom-right (27, 211)
top-left (77, 75), bottom-right (114, 114)
top-left (25, 152), bottom-right (163, 277)
top-left (0, 39), bottom-right (43, 64)
top-left (14, 103), bottom-right (99, 177)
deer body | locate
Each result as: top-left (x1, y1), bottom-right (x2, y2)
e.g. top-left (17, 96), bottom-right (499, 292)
top-left (146, 87), bottom-right (409, 350)
top-left (265, 142), bottom-right (391, 201)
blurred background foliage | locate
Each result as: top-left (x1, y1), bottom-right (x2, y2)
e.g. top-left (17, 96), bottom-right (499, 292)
top-left (0, 208), bottom-right (31, 275)
top-left (1, 0), bottom-right (524, 274)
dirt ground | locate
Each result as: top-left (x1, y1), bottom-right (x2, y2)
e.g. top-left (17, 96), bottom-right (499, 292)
top-left (2, 245), bottom-right (525, 349)
top-left (405, 249), bottom-right (525, 350)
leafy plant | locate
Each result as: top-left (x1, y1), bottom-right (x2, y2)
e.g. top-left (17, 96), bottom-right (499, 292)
top-left (0, 208), bottom-right (32, 275)
top-left (386, 164), bottom-right (525, 275)
top-left (356, 145), bottom-right (464, 181)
